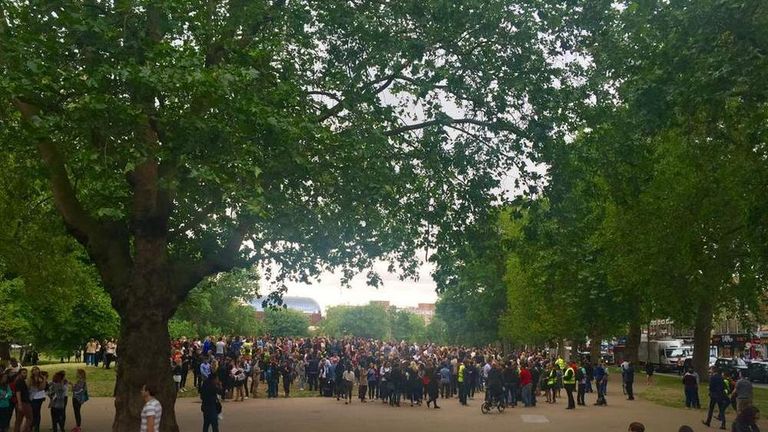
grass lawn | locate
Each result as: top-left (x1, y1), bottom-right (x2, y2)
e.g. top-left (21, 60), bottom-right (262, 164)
top-left (34, 363), bottom-right (321, 399)
top-left (607, 367), bottom-right (768, 414)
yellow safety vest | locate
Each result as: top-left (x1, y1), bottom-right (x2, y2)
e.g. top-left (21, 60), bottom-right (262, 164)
top-left (563, 367), bottom-right (576, 385)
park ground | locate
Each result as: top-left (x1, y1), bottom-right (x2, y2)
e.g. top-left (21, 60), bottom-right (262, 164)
top-left (31, 363), bottom-right (768, 431)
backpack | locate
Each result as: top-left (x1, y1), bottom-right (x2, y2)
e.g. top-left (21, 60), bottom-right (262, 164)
top-left (576, 367), bottom-right (585, 381)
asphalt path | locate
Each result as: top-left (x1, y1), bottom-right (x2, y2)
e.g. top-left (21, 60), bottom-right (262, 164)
top-left (27, 380), bottom-right (768, 432)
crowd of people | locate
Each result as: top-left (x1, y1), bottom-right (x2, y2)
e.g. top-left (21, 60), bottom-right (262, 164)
top-left (0, 358), bottom-right (88, 432)
top-left (0, 335), bottom-right (762, 432)
top-left (165, 335), bottom-right (757, 432)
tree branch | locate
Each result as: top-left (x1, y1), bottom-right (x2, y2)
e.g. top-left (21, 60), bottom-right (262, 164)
top-left (12, 98), bottom-right (101, 245)
top-left (316, 63), bottom-right (410, 122)
top-left (383, 117), bottom-right (531, 139)
top-left (173, 218), bottom-right (254, 300)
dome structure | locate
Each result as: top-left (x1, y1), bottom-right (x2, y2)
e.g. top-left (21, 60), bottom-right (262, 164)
top-left (250, 296), bottom-right (322, 315)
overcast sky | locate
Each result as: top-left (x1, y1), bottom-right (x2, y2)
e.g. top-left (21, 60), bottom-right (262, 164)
top-left (267, 260), bottom-right (438, 313)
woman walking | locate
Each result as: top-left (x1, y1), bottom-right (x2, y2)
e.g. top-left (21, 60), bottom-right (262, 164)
top-left (71, 369), bottom-right (88, 432)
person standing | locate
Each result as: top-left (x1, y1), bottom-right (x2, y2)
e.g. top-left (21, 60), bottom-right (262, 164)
top-left (71, 369), bottom-right (88, 432)
top-left (354, 364), bottom-right (366, 403)
top-left (200, 375), bottom-right (221, 432)
top-left (104, 340), bottom-right (116, 369)
top-left (0, 373), bottom-right (13, 432)
top-left (563, 362), bottom-right (576, 409)
top-left (576, 362), bottom-right (587, 406)
top-left (84, 340), bottom-right (97, 367)
top-left (645, 362), bottom-right (654, 385)
top-left (342, 365), bottom-right (354, 405)
top-left (14, 368), bottom-right (33, 432)
top-left (545, 363), bottom-right (558, 404)
top-left (732, 371), bottom-right (753, 414)
top-left (140, 384), bottom-right (162, 432)
top-left (683, 369), bottom-right (699, 409)
top-left (367, 364), bottom-right (378, 401)
top-left (702, 368), bottom-right (727, 430)
top-left (47, 371), bottom-right (68, 432)
top-left (426, 364), bottom-right (440, 409)
top-left (593, 362), bottom-right (607, 406)
top-left (624, 361), bottom-right (635, 401)
top-left (439, 363), bottom-right (450, 400)
top-left (28, 367), bottom-right (46, 432)
top-left (457, 360), bottom-right (467, 406)
top-left (520, 364), bottom-right (533, 407)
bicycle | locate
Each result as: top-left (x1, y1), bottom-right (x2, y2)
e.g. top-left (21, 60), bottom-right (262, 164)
top-left (481, 393), bottom-right (506, 414)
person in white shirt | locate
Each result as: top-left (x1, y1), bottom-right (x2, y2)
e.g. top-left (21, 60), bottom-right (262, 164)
top-left (342, 365), bottom-right (355, 405)
top-left (140, 384), bottom-right (162, 432)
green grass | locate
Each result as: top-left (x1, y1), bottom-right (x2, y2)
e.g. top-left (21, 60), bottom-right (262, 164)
top-left (37, 363), bottom-right (118, 397)
top-left (33, 363), bottom-right (323, 399)
top-left (607, 367), bottom-right (768, 414)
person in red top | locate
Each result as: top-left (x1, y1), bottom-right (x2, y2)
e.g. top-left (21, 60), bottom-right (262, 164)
top-left (520, 365), bottom-right (533, 407)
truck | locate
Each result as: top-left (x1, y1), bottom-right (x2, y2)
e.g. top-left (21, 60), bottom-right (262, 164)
top-left (638, 338), bottom-right (692, 372)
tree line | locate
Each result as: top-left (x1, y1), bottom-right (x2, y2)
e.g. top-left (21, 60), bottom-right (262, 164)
top-left (432, 1), bottom-right (768, 380)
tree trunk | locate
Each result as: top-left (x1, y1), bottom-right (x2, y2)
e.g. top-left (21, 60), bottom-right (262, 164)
top-left (112, 308), bottom-right (177, 432)
top-left (0, 341), bottom-right (10, 361)
top-left (625, 320), bottom-right (642, 363)
top-left (590, 330), bottom-right (602, 366)
top-left (692, 299), bottom-right (714, 380)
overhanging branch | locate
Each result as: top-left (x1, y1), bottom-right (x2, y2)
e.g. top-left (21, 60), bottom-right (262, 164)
top-left (13, 98), bottom-right (101, 244)
top-left (383, 117), bottom-right (531, 140)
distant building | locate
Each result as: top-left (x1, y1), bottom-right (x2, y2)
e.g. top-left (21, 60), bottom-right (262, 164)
top-left (369, 300), bottom-right (391, 308)
top-left (405, 303), bottom-right (436, 324)
top-left (369, 301), bottom-right (436, 324)
top-left (250, 296), bottom-right (323, 325)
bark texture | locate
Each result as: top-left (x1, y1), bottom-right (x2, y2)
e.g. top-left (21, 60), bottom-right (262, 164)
top-left (625, 320), bottom-right (642, 363)
top-left (590, 330), bottom-right (602, 365)
top-left (113, 309), bottom-right (178, 432)
top-left (692, 299), bottom-right (714, 380)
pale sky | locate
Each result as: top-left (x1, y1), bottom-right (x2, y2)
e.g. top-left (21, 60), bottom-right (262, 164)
top-left (263, 260), bottom-right (438, 313)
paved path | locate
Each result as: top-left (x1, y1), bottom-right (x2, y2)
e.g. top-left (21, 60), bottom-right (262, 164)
top-left (31, 384), bottom-right (768, 431)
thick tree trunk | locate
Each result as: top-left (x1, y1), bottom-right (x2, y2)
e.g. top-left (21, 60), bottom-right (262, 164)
top-left (113, 308), bottom-right (177, 432)
top-left (625, 320), bottom-right (642, 363)
top-left (692, 299), bottom-right (714, 380)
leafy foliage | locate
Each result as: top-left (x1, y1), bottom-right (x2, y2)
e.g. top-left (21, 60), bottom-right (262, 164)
top-left (321, 304), bottom-right (391, 340)
top-left (263, 308), bottom-right (310, 337)
top-left (172, 267), bottom-right (263, 337)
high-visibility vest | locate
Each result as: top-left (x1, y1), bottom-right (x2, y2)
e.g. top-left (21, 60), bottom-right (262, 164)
top-left (458, 364), bottom-right (466, 383)
top-left (547, 370), bottom-right (557, 385)
top-left (563, 367), bottom-right (576, 385)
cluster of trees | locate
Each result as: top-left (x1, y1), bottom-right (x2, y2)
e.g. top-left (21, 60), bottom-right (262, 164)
top-left (434, 1), bottom-right (768, 378)
top-left (321, 303), bottom-right (431, 341)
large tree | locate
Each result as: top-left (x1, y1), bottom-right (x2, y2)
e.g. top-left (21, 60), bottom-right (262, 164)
top-left (0, 2), bottom-right (561, 430)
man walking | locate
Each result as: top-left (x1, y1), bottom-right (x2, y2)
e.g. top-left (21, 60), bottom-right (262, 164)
top-left (702, 368), bottom-right (727, 430)
top-left (624, 361), bottom-right (635, 400)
